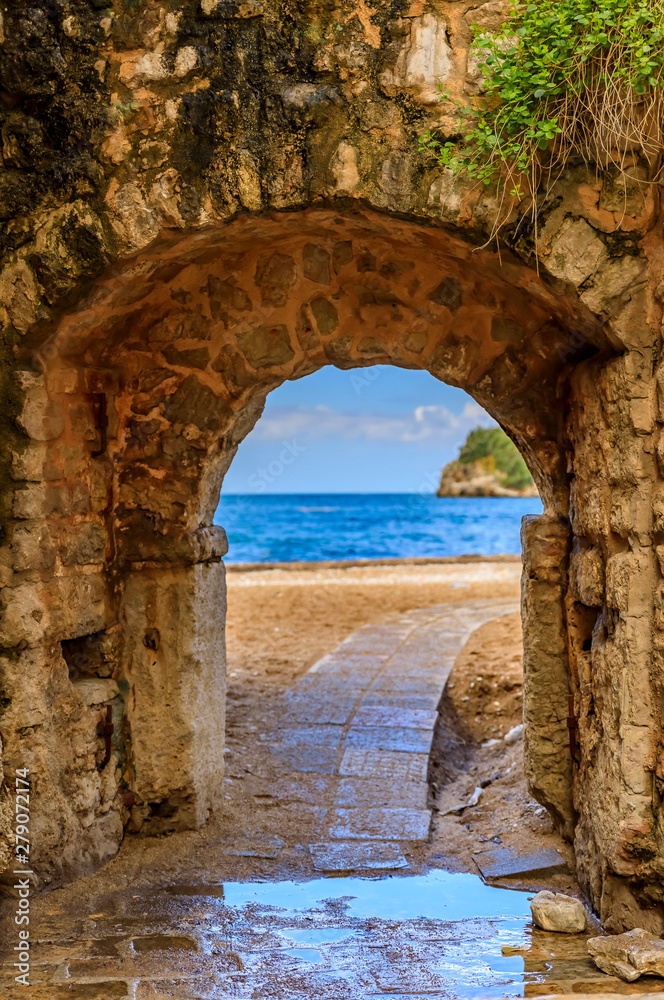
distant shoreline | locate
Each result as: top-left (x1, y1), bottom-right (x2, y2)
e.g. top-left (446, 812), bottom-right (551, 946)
top-left (226, 553), bottom-right (522, 572)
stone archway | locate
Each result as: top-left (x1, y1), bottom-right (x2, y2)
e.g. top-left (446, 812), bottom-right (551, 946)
top-left (0, 0), bottom-right (663, 936)
top-left (0, 200), bottom-right (655, 934)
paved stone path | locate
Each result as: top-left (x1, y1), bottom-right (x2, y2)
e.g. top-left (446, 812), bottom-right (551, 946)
top-left (2, 597), bottom-right (656, 999)
top-left (261, 599), bottom-right (518, 870)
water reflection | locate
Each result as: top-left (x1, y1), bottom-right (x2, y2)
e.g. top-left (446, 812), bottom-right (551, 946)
top-left (157, 870), bottom-right (661, 998)
top-left (222, 869), bottom-right (533, 920)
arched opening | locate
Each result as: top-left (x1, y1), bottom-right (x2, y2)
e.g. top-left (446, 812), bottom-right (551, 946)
top-left (10, 203), bottom-right (655, 935)
top-left (215, 363), bottom-right (553, 891)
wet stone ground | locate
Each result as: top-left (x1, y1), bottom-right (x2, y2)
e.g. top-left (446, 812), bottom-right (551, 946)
top-left (2, 598), bottom-right (664, 998)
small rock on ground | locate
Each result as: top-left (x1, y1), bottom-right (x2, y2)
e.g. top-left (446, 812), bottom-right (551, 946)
top-left (504, 723), bottom-right (524, 744)
top-left (531, 890), bottom-right (587, 933)
top-left (588, 928), bottom-right (664, 982)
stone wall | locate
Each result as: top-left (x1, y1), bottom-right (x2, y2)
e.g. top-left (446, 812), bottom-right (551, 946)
top-left (0, 0), bottom-right (663, 930)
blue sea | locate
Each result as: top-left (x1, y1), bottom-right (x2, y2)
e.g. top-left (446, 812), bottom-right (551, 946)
top-left (215, 494), bottom-right (542, 564)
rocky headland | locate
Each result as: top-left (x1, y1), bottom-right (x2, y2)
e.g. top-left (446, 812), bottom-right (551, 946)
top-left (438, 427), bottom-right (539, 498)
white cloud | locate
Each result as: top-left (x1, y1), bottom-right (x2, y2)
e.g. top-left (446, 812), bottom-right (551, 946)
top-left (255, 400), bottom-right (496, 446)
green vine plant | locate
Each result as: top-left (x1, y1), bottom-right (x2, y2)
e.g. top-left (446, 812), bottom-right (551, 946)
top-left (420, 0), bottom-right (664, 244)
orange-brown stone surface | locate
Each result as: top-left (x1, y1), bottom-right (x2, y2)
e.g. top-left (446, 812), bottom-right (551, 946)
top-left (0, 0), bottom-right (663, 935)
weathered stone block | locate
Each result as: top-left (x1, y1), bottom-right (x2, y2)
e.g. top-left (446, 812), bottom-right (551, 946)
top-left (329, 142), bottom-right (360, 196)
top-left (16, 375), bottom-right (65, 442)
top-left (546, 218), bottom-right (607, 287)
top-left (521, 514), bottom-right (576, 840)
top-left (207, 273), bottom-right (252, 323)
top-left (600, 876), bottom-right (664, 936)
top-left (10, 442), bottom-right (47, 482)
top-left (569, 542), bottom-right (604, 607)
top-left (302, 243), bottom-right (330, 285)
top-left (254, 252), bottom-right (296, 306)
top-left (620, 724), bottom-right (652, 798)
top-left (12, 481), bottom-right (90, 519)
top-left (0, 573), bottom-right (109, 647)
top-left (465, 0), bottom-right (511, 31)
top-left (428, 277), bottom-right (462, 310)
top-left (606, 287), bottom-right (654, 350)
top-left (163, 374), bottom-right (232, 432)
top-left (72, 677), bottom-right (119, 705)
top-left (121, 562), bottom-right (226, 832)
top-left (630, 397), bottom-right (653, 434)
top-left (10, 522), bottom-right (56, 572)
top-left (311, 297), bottom-right (339, 335)
top-left (609, 485), bottom-right (653, 540)
top-left (0, 645), bottom-right (123, 887)
top-left (580, 255), bottom-right (645, 315)
top-left (379, 14), bottom-right (452, 106)
top-left (236, 148), bottom-right (263, 211)
top-left (606, 551), bottom-right (652, 614)
top-left (236, 324), bottom-right (295, 368)
top-left (59, 521), bottom-right (107, 566)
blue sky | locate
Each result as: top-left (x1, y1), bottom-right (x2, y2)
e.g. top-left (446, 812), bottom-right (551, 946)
top-left (221, 366), bottom-right (496, 494)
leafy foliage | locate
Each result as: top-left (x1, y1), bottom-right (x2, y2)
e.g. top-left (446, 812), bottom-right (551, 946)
top-left (458, 427), bottom-right (533, 490)
top-left (420, 0), bottom-right (664, 222)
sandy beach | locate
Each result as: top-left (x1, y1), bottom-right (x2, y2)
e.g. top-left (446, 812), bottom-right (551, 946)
top-left (225, 556), bottom-right (575, 882)
top-left (225, 557), bottom-right (523, 695)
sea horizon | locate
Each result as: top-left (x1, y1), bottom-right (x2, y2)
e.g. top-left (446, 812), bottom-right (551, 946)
top-left (215, 492), bottom-right (543, 565)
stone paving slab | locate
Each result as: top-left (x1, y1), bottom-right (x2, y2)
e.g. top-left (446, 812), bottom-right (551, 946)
top-left (386, 646), bottom-right (458, 673)
top-left (250, 776), bottom-right (333, 805)
top-left (329, 807), bottom-right (432, 841)
top-left (474, 846), bottom-right (568, 879)
top-left (334, 776), bottom-right (429, 810)
top-left (369, 673), bottom-right (443, 692)
top-left (338, 748), bottom-right (430, 782)
top-left (287, 675), bottom-right (366, 695)
top-left (280, 701), bottom-right (358, 725)
top-left (309, 653), bottom-right (389, 675)
top-left (223, 836), bottom-right (285, 858)
top-left (337, 626), bottom-right (415, 656)
top-left (270, 725), bottom-right (344, 747)
top-left (351, 706), bottom-right (438, 729)
top-left (359, 693), bottom-right (445, 710)
top-left (309, 841), bottom-right (409, 871)
top-left (271, 745), bottom-right (340, 774)
top-left (343, 726), bottom-right (433, 754)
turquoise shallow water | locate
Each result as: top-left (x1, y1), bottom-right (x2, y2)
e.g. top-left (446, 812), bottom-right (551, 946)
top-left (215, 493), bottom-right (543, 563)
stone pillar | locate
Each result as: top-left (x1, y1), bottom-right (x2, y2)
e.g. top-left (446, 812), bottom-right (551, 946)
top-left (0, 369), bottom-right (124, 886)
top-left (568, 345), bottom-right (664, 933)
top-left (521, 514), bottom-right (576, 841)
top-left (121, 561), bottom-right (227, 833)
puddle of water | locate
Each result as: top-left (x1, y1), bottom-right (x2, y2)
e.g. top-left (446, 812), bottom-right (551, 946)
top-left (202, 870), bottom-right (538, 997)
top-left (222, 868), bottom-right (532, 921)
top-left (159, 871), bottom-right (658, 998)
top-left (280, 927), bottom-right (359, 946)
top-left (283, 947), bottom-right (324, 963)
